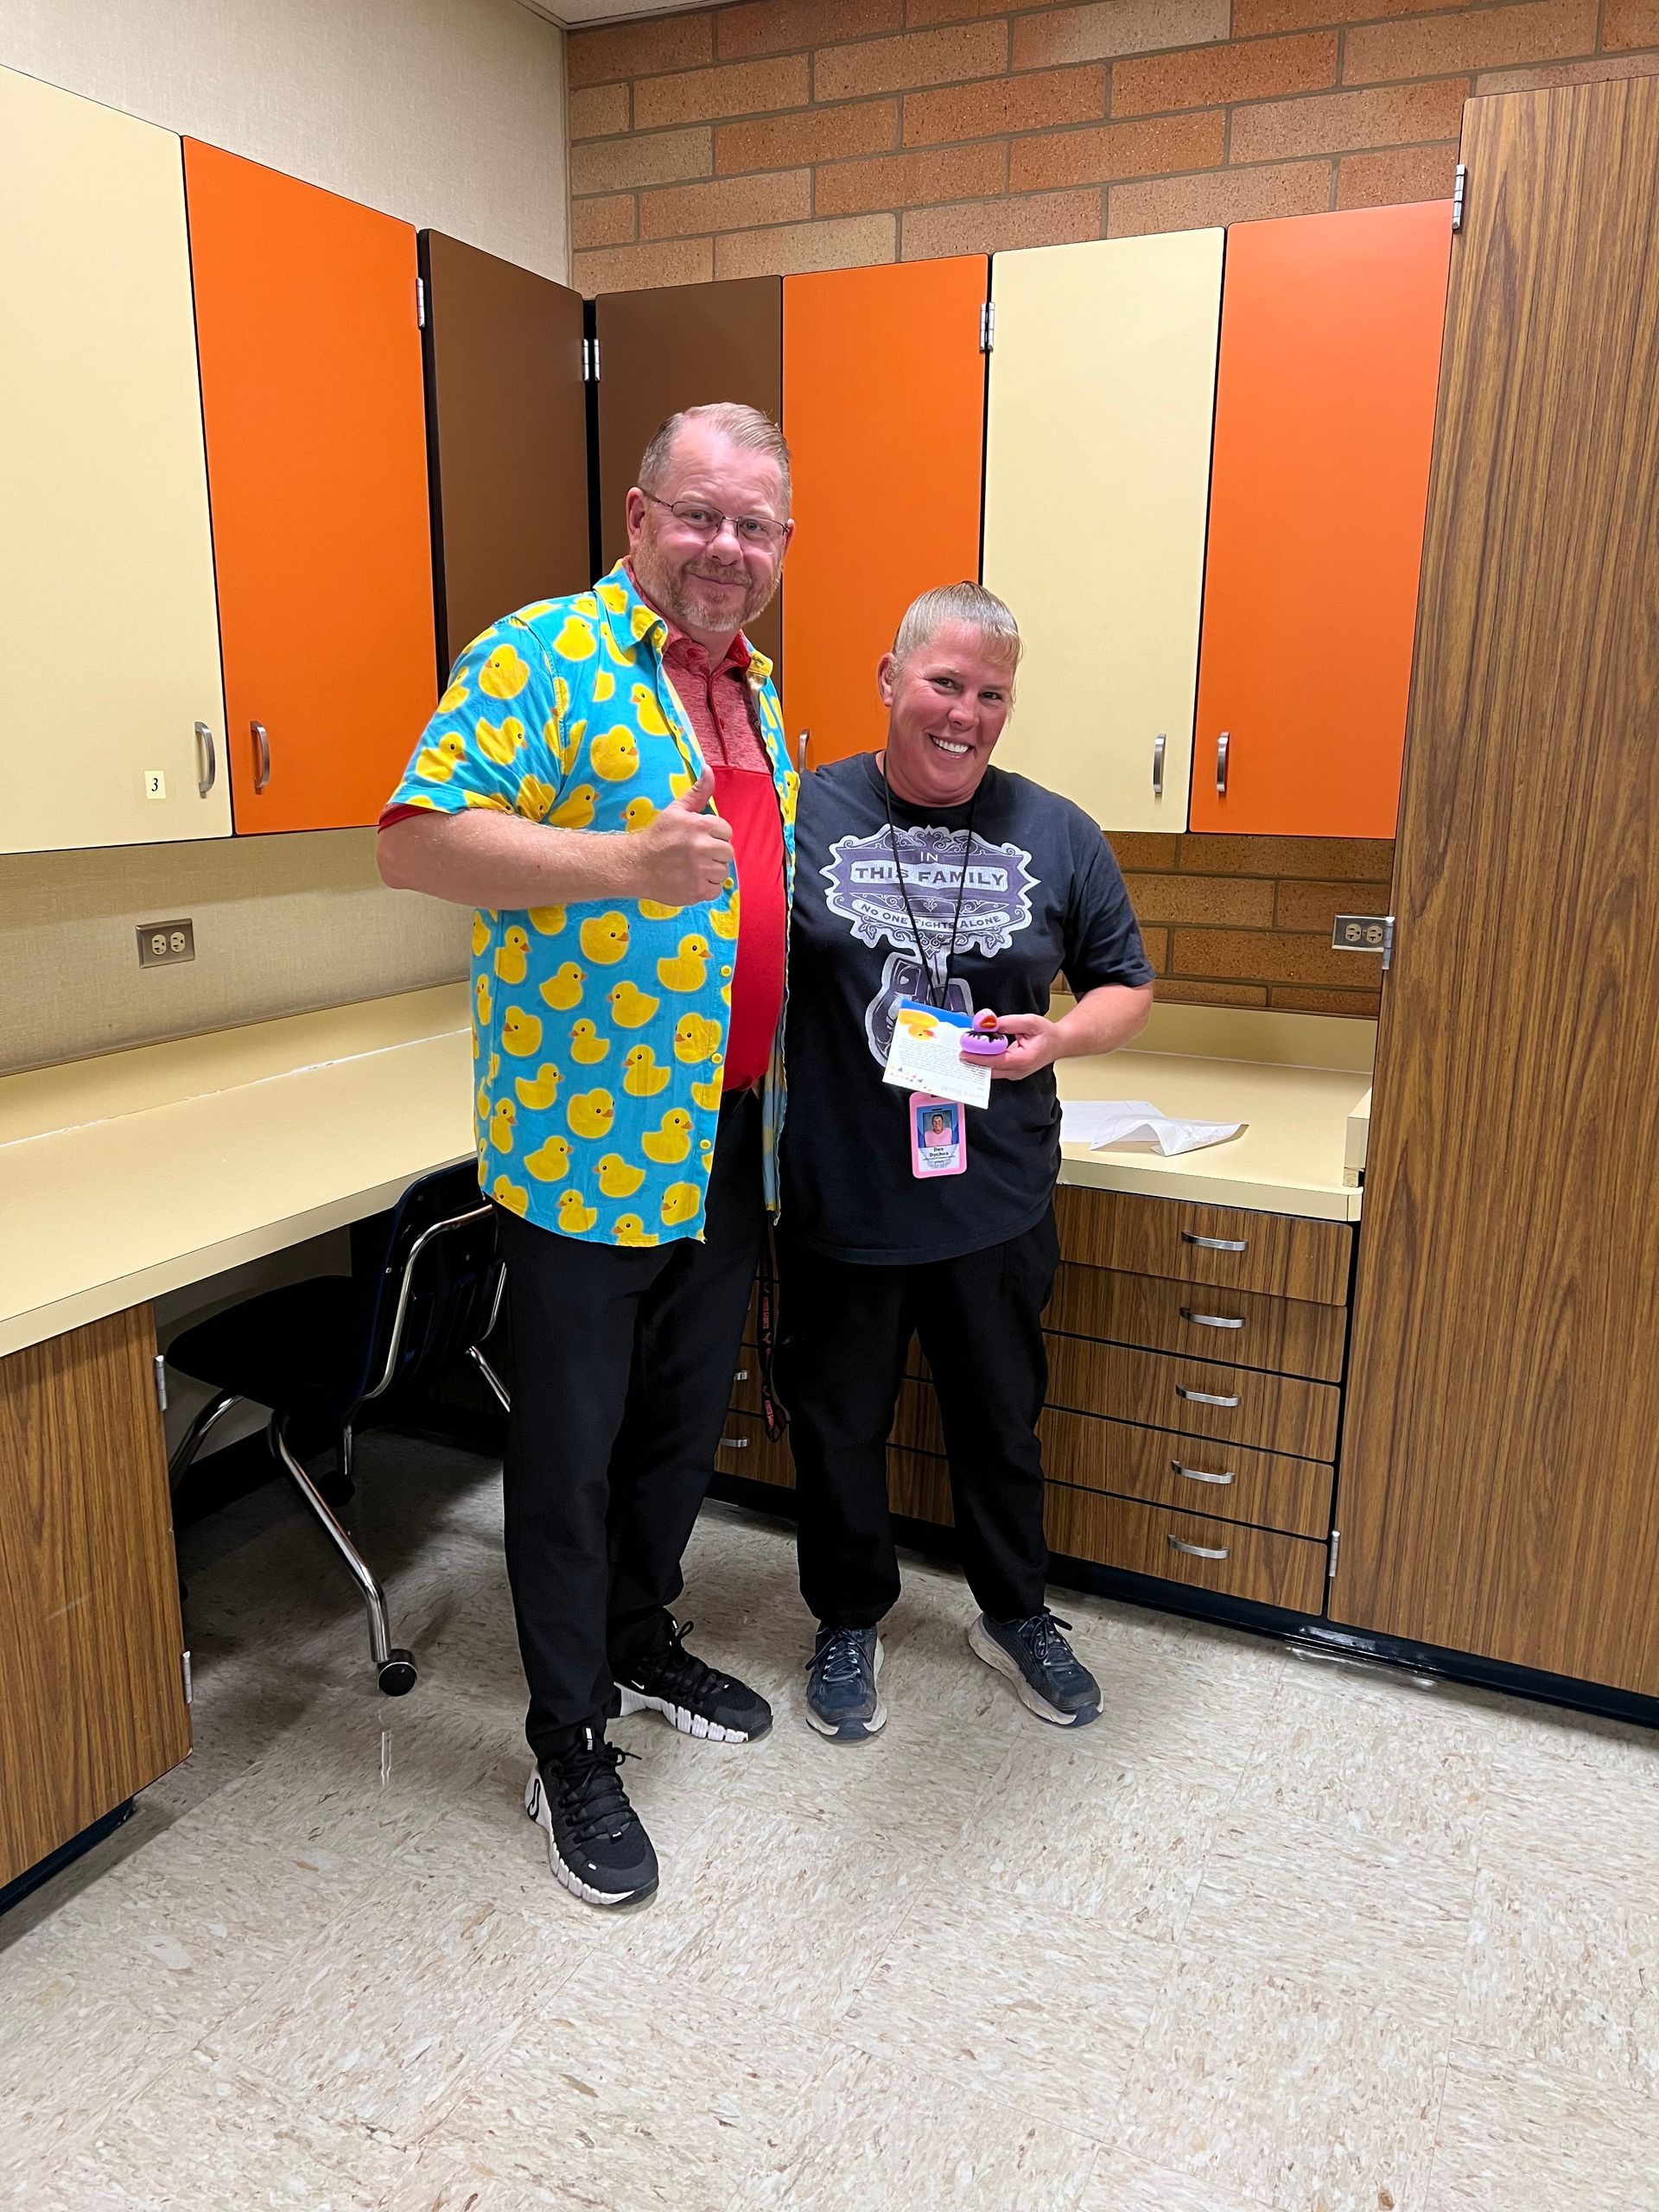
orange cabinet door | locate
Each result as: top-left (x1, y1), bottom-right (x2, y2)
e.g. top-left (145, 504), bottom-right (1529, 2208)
top-left (184, 142), bottom-right (436, 832)
top-left (1188, 203), bottom-right (1452, 838)
top-left (783, 259), bottom-right (987, 768)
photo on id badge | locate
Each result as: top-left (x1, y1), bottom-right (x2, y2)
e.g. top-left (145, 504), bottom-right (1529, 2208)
top-left (910, 1096), bottom-right (966, 1179)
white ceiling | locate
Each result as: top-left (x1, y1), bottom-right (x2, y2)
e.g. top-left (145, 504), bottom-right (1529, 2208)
top-left (515, 0), bottom-right (712, 27)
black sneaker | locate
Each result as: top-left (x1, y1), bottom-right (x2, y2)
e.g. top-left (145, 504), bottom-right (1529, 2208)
top-left (524, 1726), bottom-right (658, 1908)
top-left (804, 1624), bottom-right (886, 1742)
top-left (613, 1618), bottom-right (772, 1743)
top-left (968, 1610), bottom-right (1101, 1727)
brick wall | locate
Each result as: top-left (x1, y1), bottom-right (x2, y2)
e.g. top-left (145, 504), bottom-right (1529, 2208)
top-left (567, 0), bottom-right (1657, 289)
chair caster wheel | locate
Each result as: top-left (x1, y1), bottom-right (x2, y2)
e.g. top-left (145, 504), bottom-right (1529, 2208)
top-left (378, 1649), bottom-right (417, 1696)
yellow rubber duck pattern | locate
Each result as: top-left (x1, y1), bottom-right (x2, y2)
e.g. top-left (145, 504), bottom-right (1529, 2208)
top-left (386, 564), bottom-right (794, 1245)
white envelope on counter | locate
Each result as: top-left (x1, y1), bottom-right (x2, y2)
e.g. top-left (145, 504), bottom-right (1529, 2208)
top-left (1059, 1098), bottom-right (1246, 1157)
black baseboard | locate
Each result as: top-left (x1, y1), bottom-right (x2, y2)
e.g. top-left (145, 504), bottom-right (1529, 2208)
top-left (1, 1801), bottom-right (133, 1922)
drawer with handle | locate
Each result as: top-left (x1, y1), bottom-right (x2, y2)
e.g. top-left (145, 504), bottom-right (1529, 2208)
top-left (1044, 1482), bottom-right (1328, 1615)
top-left (1045, 1332), bottom-right (1338, 1460)
top-left (1053, 1185), bottom-right (1351, 1306)
top-left (1046, 1262), bottom-right (1346, 1383)
top-left (1037, 1406), bottom-right (1333, 1539)
top-left (712, 1408), bottom-right (794, 1491)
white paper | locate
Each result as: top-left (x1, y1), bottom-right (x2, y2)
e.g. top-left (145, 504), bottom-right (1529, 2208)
top-left (1059, 1097), bottom-right (1246, 1157)
top-left (880, 999), bottom-right (992, 1109)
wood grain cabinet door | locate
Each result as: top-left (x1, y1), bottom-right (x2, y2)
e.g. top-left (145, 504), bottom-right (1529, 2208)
top-left (1188, 203), bottom-right (1452, 839)
top-left (594, 276), bottom-right (783, 672)
top-left (0, 1307), bottom-right (190, 1891)
top-left (782, 258), bottom-right (988, 767)
top-left (183, 140), bottom-right (436, 832)
top-left (1, 67), bottom-right (229, 855)
top-left (983, 231), bottom-right (1222, 831)
top-left (420, 232), bottom-right (590, 678)
top-left (1334, 79), bottom-right (1659, 1697)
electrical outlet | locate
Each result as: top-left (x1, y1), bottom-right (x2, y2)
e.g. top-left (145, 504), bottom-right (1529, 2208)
top-left (137, 918), bottom-right (195, 968)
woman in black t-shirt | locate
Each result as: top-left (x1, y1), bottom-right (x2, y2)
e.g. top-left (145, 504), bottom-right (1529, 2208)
top-left (779, 582), bottom-right (1154, 1744)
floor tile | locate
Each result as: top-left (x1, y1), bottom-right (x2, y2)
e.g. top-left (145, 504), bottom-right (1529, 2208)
top-left (1427, 2048), bottom-right (1659, 2211)
top-left (1116, 1955), bottom-right (1448, 2212)
top-left (1075, 2151), bottom-right (1276, 2211)
top-left (1478, 1746), bottom-right (1659, 1897)
top-left (0, 1980), bottom-right (191, 2186)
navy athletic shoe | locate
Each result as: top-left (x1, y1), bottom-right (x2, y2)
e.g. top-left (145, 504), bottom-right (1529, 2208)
top-left (804, 1624), bottom-right (886, 1742)
top-left (968, 1610), bottom-right (1101, 1726)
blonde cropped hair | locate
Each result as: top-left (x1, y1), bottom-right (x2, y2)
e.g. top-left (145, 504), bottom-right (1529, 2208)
top-left (638, 402), bottom-right (792, 511)
top-left (892, 582), bottom-right (1022, 672)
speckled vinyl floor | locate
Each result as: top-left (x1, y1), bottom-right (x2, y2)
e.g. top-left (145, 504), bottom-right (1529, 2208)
top-left (4, 1431), bottom-right (1659, 2211)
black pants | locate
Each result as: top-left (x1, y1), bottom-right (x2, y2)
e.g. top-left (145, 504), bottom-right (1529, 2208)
top-left (779, 1211), bottom-right (1058, 1630)
top-left (495, 1090), bottom-right (763, 1757)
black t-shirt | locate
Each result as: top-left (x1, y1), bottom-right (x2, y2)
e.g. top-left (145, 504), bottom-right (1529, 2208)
top-left (783, 753), bottom-right (1154, 1265)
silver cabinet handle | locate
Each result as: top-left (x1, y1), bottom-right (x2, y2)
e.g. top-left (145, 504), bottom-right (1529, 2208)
top-left (1216, 729), bottom-right (1230, 795)
top-left (1182, 1231), bottom-right (1248, 1253)
top-left (1177, 1385), bottom-right (1241, 1408)
top-left (1181, 1306), bottom-right (1243, 1330)
top-left (194, 721), bottom-right (217, 798)
top-left (1151, 731), bottom-right (1166, 799)
top-left (1169, 1535), bottom-right (1230, 1560)
top-left (251, 720), bottom-right (271, 793)
top-left (718, 1434), bottom-right (749, 1450)
top-left (733, 1368), bottom-right (749, 1382)
top-left (1173, 1459), bottom-right (1235, 1486)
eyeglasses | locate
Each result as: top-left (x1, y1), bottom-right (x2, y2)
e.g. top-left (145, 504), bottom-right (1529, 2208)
top-left (642, 492), bottom-right (788, 550)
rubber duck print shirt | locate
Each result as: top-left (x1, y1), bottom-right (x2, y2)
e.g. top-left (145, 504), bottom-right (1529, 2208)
top-left (385, 563), bottom-right (798, 1247)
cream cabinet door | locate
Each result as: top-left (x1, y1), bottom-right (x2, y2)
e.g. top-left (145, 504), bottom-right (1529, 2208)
top-left (982, 230), bottom-right (1222, 832)
top-left (1, 67), bottom-right (228, 854)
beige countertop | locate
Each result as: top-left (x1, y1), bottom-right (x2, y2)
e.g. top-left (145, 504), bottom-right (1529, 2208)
top-left (0, 987), bottom-right (1372, 1362)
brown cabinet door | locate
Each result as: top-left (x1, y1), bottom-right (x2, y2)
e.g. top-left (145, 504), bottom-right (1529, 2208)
top-left (0, 1307), bottom-right (190, 1890)
top-left (420, 232), bottom-right (590, 677)
top-left (1335, 78), bottom-right (1659, 1697)
top-left (594, 276), bottom-right (783, 673)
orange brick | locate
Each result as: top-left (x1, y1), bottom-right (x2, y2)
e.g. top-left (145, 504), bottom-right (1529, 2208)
top-left (1274, 878), bottom-right (1389, 931)
top-left (571, 128), bottom-right (714, 197)
top-left (901, 186), bottom-right (1102, 257)
top-left (906, 0), bottom-right (1025, 22)
top-left (1141, 926), bottom-right (1171, 970)
top-left (1106, 831), bottom-right (1181, 869)
top-left (1337, 142), bottom-right (1459, 207)
top-left (1014, 0), bottom-right (1229, 70)
top-left (1114, 33), bottom-right (1338, 116)
top-left (1236, 0), bottom-right (1467, 30)
top-left (569, 84), bottom-right (629, 141)
top-left (715, 212), bottom-right (898, 277)
top-left (571, 194), bottom-right (638, 251)
top-left (1231, 79), bottom-right (1469, 162)
top-left (719, 0), bottom-right (902, 59)
top-left (569, 12), bottom-right (715, 88)
top-left (1126, 873), bottom-right (1277, 926)
top-left (816, 142), bottom-right (1007, 216)
top-left (1013, 111), bottom-right (1224, 190)
top-left (1156, 977), bottom-right (1271, 1006)
top-left (1268, 984), bottom-right (1381, 1015)
top-left (1179, 835), bottom-right (1395, 880)
top-left (1605, 0), bottom-right (1659, 46)
top-left (1108, 158), bottom-right (1331, 234)
top-left (718, 99), bottom-right (898, 172)
top-left (1343, 0), bottom-right (1599, 84)
top-left (641, 168), bottom-right (810, 240)
top-left (814, 22), bottom-right (1008, 99)
top-left (904, 65), bottom-right (1108, 144)
top-left (1172, 927), bottom-right (1363, 986)
top-left (572, 237), bottom-right (716, 298)
top-left (1476, 50), bottom-right (1659, 88)
top-left (635, 56), bottom-right (810, 130)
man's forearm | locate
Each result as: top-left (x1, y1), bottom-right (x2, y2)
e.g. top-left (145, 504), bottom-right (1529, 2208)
top-left (1052, 982), bottom-right (1154, 1059)
top-left (378, 812), bottom-right (644, 909)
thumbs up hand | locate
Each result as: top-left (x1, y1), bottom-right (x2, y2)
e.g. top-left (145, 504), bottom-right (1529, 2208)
top-left (630, 766), bottom-right (734, 906)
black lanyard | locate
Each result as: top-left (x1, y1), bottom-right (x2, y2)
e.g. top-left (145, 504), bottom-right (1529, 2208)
top-left (881, 758), bottom-right (980, 1010)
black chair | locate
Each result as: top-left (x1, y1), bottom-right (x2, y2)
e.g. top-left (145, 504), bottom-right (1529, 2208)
top-left (164, 1163), bottom-right (510, 1695)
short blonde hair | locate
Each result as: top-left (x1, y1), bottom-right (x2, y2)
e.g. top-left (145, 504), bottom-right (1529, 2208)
top-left (893, 582), bottom-right (1022, 671)
top-left (639, 402), bottom-right (792, 511)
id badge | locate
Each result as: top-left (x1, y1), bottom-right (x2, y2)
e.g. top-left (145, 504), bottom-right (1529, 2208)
top-left (909, 1092), bottom-right (967, 1179)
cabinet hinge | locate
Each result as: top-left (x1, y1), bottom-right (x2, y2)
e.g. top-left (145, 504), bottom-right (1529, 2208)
top-left (1331, 913), bottom-right (1395, 972)
top-left (153, 1353), bottom-right (168, 1413)
top-left (416, 276), bottom-right (426, 327)
top-left (1452, 163), bottom-right (1467, 233)
top-left (979, 300), bottom-right (995, 353)
top-left (1327, 1529), bottom-right (1341, 1581)
top-left (181, 1649), bottom-right (194, 1705)
top-left (582, 335), bottom-right (601, 383)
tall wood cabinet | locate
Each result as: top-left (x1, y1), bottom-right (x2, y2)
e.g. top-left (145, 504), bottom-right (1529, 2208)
top-left (1, 67), bottom-right (229, 855)
top-left (184, 141), bottom-right (436, 834)
top-left (782, 258), bottom-right (987, 767)
top-left (982, 231), bottom-right (1223, 831)
top-left (1334, 76), bottom-right (1659, 1698)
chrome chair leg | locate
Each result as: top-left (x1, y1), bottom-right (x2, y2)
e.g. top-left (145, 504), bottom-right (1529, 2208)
top-left (269, 1414), bottom-right (416, 1696)
top-left (467, 1343), bottom-right (512, 1414)
top-left (337, 1420), bottom-right (355, 1496)
top-left (168, 1389), bottom-right (238, 1491)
